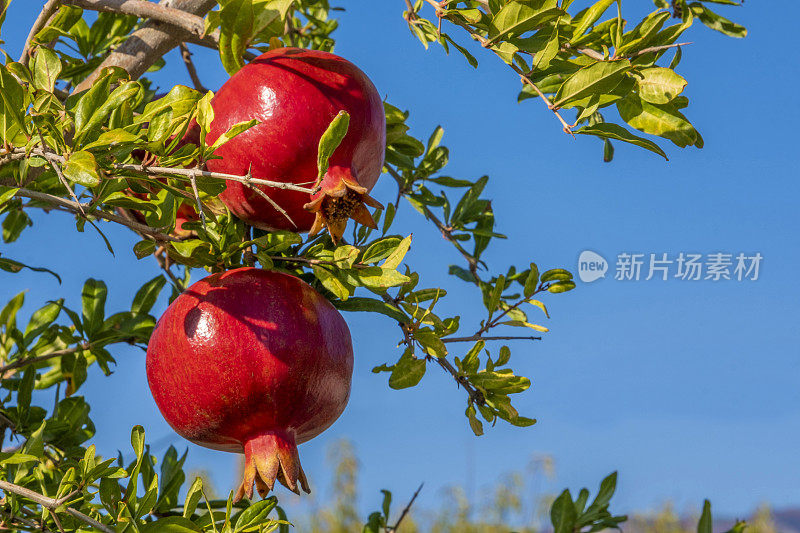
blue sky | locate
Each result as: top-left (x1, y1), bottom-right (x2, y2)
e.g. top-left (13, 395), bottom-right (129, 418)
top-left (2, 0), bottom-right (798, 524)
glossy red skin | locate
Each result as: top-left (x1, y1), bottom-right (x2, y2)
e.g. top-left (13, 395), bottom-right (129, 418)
top-left (205, 47), bottom-right (386, 231)
top-left (145, 268), bottom-right (353, 453)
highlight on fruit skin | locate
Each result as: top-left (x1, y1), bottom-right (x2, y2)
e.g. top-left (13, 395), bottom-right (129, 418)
top-left (145, 267), bottom-right (354, 500)
top-left (203, 47), bottom-right (386, 242)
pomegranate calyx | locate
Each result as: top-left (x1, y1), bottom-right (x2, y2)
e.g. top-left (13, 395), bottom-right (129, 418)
top-left (234, 431), bottom-right (310, 502)
top-left (304, 176), bottom-right (383, 243)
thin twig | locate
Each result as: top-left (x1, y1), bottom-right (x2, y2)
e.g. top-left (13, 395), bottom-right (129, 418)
top-left (0, 509), bottom-right (55, 533)
top-left (240, 171), bottom-right (297, 228)
top-left (0, 480), bottom-right (114, 533)
top-left (387, 483), bottom-right (424, 533)
top-left (40, 150), bottom-right (85, 216)
top-left (13, 187), bottom-right (178, 242)
top-left (629, 41), bottom-right (691, 58)
top-left (379, 293), bottom-right (486, 406)
top-left (188, 169), bottom-right (207, 229)
top-left (425, 5), bottom-right (573, 134)
top-left (385, 165), bottom-right (479, 278)
top-left (19, 0), bottom-right (61, 64)
top-left (178, 42), bottom-right (207, 92)
top-left (0, 343), bottom-right (91, 379)
top-left (442, 334), bottom-right (542, 343)
top-left (112, 163), bottom-right (314, 194)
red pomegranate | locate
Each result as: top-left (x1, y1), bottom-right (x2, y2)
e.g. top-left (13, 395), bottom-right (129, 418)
top-left (146, 267), bottom-right (353, 499)
top-left (204, 47), bottom-right (386, 242)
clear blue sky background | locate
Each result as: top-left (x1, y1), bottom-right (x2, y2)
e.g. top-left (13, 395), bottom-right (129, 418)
top-left (1, 0), bottom-right (798, 525)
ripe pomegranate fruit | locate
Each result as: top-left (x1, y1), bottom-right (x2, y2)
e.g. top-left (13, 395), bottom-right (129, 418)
top-left (146, 267), bottom-right (353, 499)
top-left (204, 47), bottom-right (386, 241)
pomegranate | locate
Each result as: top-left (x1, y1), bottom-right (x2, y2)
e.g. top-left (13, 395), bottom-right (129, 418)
top-left (145, 267), bottom-right (353, 499)
top-left (204, 47), bottom-right (386, 241)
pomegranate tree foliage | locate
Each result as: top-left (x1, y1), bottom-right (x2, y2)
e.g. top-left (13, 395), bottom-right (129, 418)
top-left (0, 0), bottom-right (746, 531)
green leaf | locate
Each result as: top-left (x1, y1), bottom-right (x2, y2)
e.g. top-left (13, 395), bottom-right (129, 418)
top-left (141, 517), bottom-right (202, 533)
top-left (317, 111), bottom-right (350, 180)
top-left (389, 348), bottom-right (426, 389)
top-left (333, 297), bottom-right (407, 323)
top-left (442, 33), bottom-right (479, 68)
top-left (312, 265), bottom-right (352, 301)
top-left (63, 150), bottom-right (100, 187)
top-left (617, 95), bottom-right (701, 148)
top-left (548, 280), bottom-right (576, 293)
top-left (24, 299), bottom-right (63, 340)
top-left (2, 209), bottom-right (31, 243)
top-left (496, 346), bottom-right (511, 366)
top-left (0, 255), bottom-right (61, 282)
top-left (698, 500), bottom-right (712, 533)
top-left (355, 267), bottom-right (410, 292)
top-left (532, 24), bottom-right (560, 71)
top-left (489, 0), bottom-right (563, 43)
top-left (523, 263), bottom-right (540, 298)
top-left (551, 489), bottom-right (577, 533)
top-left (468, 369), bottom-right (531, 394)
top-left (553, 60), bottom-right (632, 109)
top-left (488, 274), bottom-right (505, 315)
top-left (82, 278), bottom-right (107, 337)
top-left (501, 320), bottom-right (549, 332)
top-left (689, 3), bottom-right (746, 37)
top-left (218, 0), bottom-right (255, 75)
top-left (183, 477), bottom-right (204, 518)
top-left (575, 122), bottom-right (668, 160)
top-left (461, 341), bottom-right (484, 374)
top-left (465, 403), bottom-right (484, 436)
top-left (635, 67), bottom-right (687, 104)
top-left (405, 288), bottom-right (447, 304)
top-left (133, 240), bottom-right (156, 260)
top-left (209, 119), bottom-right (259, 154)
top-left (0, 452), bottom-right (41, 465)
top-left (131, 275), bottom-right (166, 315)
top-left (362, 237), bottom-right (402, 264)
top-left (0, 291), bottom-right (25, 329)
top-left (75, 76), bottom-right (139, 143)
top-left (0, 66), bottom-right (27, 142)
top-left (382, 235), bottom-right (413, 270)
top-left (569, 0), bottom-right (615, 41)
top-left (0, 187), bottom-right (20, 207)
top-left (235, 497), bottom-right (278, 532)
top-left (32, 47), bottom-right (62, 93)
top-left (196, 90), bottom-right (215, 145)
top-left (415, 329), bottom-right (447, 358)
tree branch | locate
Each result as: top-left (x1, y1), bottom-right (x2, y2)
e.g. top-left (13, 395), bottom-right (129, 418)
top-left (112, 163), bottom-right (314, 194)
top-left (387, 483), bottom-right (423, 533)
top-left (13, 187), bottom-right (178, 242)
top-left (442, 334), bottom-right (541, 343)
top-left (0, 343), bottom-right (91, 380)
top-left (0, 480), bottom-right (114, 533)
top-left (73, 0), bottom-right (217, 93)
top-left (629, 42), bottom-right (691, 59)
top-left (179, 42), bottom-right (207, 92)
top-left (19, 0), bottom-right (61, 65)
top-left (385, 165), bottom-right (480, 279)
top-left (63, 0), bottom-right (206, 37)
